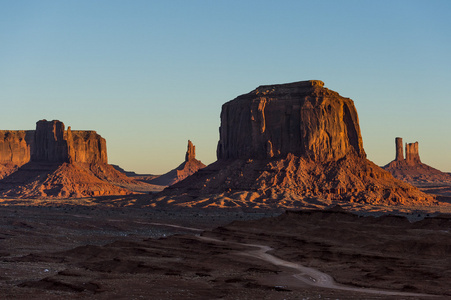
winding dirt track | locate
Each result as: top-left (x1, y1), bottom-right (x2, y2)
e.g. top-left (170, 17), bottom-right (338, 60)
top-left (197, 235), bottom-right (438, 298)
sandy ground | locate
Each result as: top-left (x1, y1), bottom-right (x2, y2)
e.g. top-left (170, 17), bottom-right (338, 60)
top-left (0, 198), bottom-right (450, 299)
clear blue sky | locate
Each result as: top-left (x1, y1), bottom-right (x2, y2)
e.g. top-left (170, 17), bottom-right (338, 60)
top-left (1, 0), bottom-right (450, 173)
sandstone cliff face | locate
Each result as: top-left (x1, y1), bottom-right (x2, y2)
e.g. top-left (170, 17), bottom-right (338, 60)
top-left (68, 129), bottom-right (108, 164)
top-left (405, 142), bottom-right (421, 165)
top-left (0, 131), bottom-right (34, 166)
top-left (0, 120), bottom-right (108, 165)
top-left (32, 120), bottom-right (68, 162)
top-left (0, 131), bottom-right (34, 178)
top-left (395, 137), bottom-right (404, 161)
top-left (217, 80), bottom-right (365, 161)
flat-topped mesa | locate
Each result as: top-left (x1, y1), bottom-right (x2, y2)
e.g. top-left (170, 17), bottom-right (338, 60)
top-left (405, 142), bottom-right (421, 165)
top-left (395, 137), bottom-right (404, 161)
top-left (32, 120), bottom-right (108, 164)
top-left (185, 140), bottom-right (196, 162)
top-left (0, 120), bottom-right (108, 166)
top-left (217, 80), bottom-right (365, 161)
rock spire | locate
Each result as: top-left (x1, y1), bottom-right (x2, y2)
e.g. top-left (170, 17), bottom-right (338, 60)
top-left (185, 140), bottom-right (196, 162)
top-left (405, 142), bottom-right (421, 165)
top-left (395, 137), bottom-right (404, 161)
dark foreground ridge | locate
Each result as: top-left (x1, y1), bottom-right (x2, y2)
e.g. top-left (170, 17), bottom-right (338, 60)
top-left (1, 205), bottom-right (449, 298)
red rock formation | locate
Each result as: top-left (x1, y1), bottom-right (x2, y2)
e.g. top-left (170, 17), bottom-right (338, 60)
top-left (185, 140), bottom-right (196, 161)
top-left (405, 142), bottom-right (421, 165)
top-left (0, 120), bottom-right (108, 166)
top-left (384, 138), bottom-right (451, 190)
top-left (150, 140), bottom-right (206, 186)
top-left (395, 137), bottom-right (404, 161)
top-left (0, 120), bottom-right (154, 198)
top-left (68, 129), bottom-right (108, 164)
top-left (155, 80), bottom-right (435, 208)
top-left (0, 131), bottom-right (34, 178)
top-left (217, 80), bottom-right (365, 161)
top-left (33, 120), bottom-right (69, 162)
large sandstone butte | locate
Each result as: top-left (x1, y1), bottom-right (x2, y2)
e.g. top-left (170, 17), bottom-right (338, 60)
top-left (217, 80), bottom-right (365, 161)
top-left (149, 140), bottom-right (206, 186)
top-left (0, 120), bottom-right (149, 198)
top-left (384, 137), bottom-right (451, 190)
top-left (155, 80), bottom-right (436, 209)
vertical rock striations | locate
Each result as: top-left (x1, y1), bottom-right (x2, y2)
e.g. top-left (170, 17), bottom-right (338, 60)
top-left (33, 120), bottom-right (69, 162)
top-left (0, 120), bottom-right (108, 166)
top-left (185, 140), bottom-right (196, 162)
top-left (217, 80), bottom-right (365, 161)
top-left (405, 142), bottom-right (421, 165)
top-left (0, 131), bottom-right (34, 166)
top-left (395, 137), bottom-right (404, 161)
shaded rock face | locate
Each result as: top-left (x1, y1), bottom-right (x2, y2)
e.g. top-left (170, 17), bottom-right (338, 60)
top-left (217, 80), bottom-right (365, 161)
top-left (33, 120), bottom-right (69, 162)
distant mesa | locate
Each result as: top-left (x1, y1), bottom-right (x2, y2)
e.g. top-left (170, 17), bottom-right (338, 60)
top-left (384, 137), bottom-right (451, 189)
top-left (0, 120), bottom-right (153, 198)
top-left (155, 80), bottom-right (436, 208)
top-left (149, 140), bottom-right (206, 186)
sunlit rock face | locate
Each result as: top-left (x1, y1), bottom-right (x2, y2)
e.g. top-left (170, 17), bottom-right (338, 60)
top-left (217, 80), bottom-right (365, 161)
top-left (0, 131), bottom-right (34, 166)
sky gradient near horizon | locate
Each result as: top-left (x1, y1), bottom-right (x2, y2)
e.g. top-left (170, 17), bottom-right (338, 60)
top-left (1, 0), bottom-right (450, 174)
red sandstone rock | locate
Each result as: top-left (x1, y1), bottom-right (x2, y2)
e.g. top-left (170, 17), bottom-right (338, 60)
top-left (384, 138), bottom-right (451, 189)
top-left (155, 81), bottom-right (435, 208)
top-left (395, 137), bottom-right (404, 161)
top-left (217, 80), bottom-right (365, 161)
top-left (0, 120), bottom-right (153, 198)
top-left (405, 142), bottom-right (421, 165)
top-left (150, 140), bottom-right (206, 186)
top-left (0, 131), bottom-right (34, 179)
top-left (0, 120), bottom-right (107, 166)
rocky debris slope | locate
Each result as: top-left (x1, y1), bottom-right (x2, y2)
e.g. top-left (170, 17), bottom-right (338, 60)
top-left (149, 140), bottom-right (206, 186)
top-left (0, 120), bottom-right (153, 198)
top-left (154, 80), bottom-right (436, 208)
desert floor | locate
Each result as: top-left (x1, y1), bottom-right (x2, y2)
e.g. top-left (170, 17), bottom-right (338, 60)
top-left (0, 196), bottom-right (450, 299)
